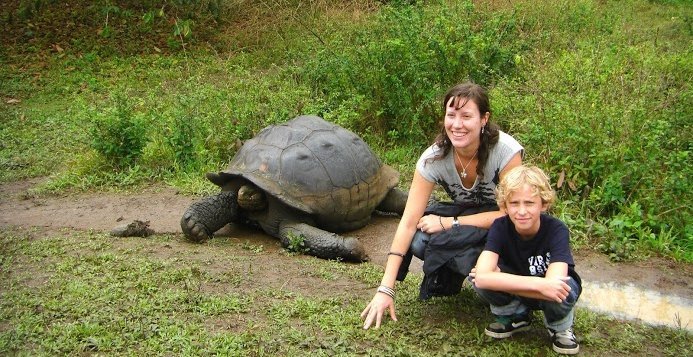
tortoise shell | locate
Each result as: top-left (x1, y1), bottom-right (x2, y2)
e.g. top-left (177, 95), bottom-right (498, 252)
top-left (213, 115), bottom-right (399, 231)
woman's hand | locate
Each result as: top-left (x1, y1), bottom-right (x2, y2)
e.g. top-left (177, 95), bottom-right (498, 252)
top-left (416, 214), bottom-right (445, 234)
top-left (468, 266), bottom-right (501, 283)
top-left (468, 267), bottom-right (477, 283)
top-left (360, 292), bottom-right (397, 329)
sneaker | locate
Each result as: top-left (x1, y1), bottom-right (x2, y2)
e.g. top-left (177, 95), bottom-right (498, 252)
top-left (484, 313), bottom-right (531, 338)
top-left (548, 328), bottom-right (580, 355)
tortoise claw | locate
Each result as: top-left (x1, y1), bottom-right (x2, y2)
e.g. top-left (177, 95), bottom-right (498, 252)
top-left (180, 191), bottom-right (238, 243)
top-left (181, 213), bottom-right (211, 243)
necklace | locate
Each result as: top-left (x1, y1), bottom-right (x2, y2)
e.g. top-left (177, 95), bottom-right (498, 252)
top-left (455, 149), bottom-right (477, 179)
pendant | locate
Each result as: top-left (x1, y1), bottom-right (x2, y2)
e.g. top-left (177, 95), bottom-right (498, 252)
top-left (460, 170), bottom-right (467, 179)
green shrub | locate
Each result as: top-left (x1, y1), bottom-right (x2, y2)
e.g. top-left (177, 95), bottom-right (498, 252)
top-left (165, 108), bottom-right (198, 170)
top-left (300, 0), bottom-right (524, 146)
top-left (90, 94), bottom-right (148, 170)
top-left (493, 0), bottom-right (692, 258)
top-left (284, 232), bottom-right (310, 255)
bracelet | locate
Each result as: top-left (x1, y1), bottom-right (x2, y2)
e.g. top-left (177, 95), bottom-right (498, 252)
top-left (388, 251), bottom-right (405, 258)
top-left (377, 285), bottom-right (395, 299)
top-left (439, 216), bottom-right (446, 231)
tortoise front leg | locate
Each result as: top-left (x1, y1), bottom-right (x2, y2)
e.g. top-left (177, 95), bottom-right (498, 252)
top-left (278, 222), bottom-right (369, 262)
top-left (181, 191), bottom-right (238, 242)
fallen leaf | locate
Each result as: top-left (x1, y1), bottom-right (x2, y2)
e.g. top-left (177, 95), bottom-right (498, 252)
top-left (568, 180), bottom-right (577, 191)
top-left (6, 98), bottom-right (21, 104)
top-left (557, 170), bottom-right (565, 188)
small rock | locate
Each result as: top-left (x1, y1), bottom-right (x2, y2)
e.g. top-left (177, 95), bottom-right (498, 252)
top-left (82, 337), bottom-right (99, 352)
top-left (110, 220), bottom-right (155, 237)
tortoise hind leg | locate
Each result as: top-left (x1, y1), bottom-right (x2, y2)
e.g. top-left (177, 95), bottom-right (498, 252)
top-left (376, 187), bottom-right (408, 215)
top-left (181, 191), bottom-right (238, 242)
top-left (278, 222), bottom-right (368, 262)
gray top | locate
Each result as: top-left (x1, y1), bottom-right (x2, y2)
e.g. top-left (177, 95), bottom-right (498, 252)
top-left (416, 131), bottom-right (524, 208)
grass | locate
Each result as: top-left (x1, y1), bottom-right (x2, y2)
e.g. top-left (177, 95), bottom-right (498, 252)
top-left (0, 0), bottom-right (691, 354)
top-left (1, 226), bottom-right (690, 355)
top-left (1, 0), bottom-right (690, 261)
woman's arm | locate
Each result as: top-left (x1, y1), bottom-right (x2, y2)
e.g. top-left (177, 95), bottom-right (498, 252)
top-left (380, 171), bottom-right (434, 288)
top-left (501, 152), bottom-right (523, 177)
top-left (361, 170), bottom-right (434, 329)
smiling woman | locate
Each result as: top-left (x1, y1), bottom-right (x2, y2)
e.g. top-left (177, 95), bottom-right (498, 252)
top-left (360, 81), bottom-right (524, 329)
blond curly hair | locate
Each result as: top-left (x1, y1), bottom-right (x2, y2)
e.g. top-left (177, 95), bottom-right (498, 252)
top-left (495, 165), bottom-right (556, 210)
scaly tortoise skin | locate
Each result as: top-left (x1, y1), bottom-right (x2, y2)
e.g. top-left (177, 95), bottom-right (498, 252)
top-left (181, 115), bottom-right (407, 262)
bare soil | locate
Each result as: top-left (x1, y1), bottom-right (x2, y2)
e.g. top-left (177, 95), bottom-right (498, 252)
top-left (1, 178), bottom-right (691, 300)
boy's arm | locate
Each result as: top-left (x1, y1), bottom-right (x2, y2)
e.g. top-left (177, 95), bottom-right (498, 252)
top-left (544, 261), bottom-right (569, 279)
top-left (473, 253), bottom-right (572, 303)
top-left (474, 250), bottom-right (501, 274)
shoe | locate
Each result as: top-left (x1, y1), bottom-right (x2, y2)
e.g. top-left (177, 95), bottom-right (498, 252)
top-left (548, 328), bottom-right (580, 355)
top-left (484, 313), bottom-right (531, 338)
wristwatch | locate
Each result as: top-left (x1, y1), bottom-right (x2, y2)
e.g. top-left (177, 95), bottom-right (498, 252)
top-left (452, 217), bottom-right (460, 228)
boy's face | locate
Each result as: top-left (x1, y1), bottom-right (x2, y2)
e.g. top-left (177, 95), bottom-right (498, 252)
top-left (505, 184), bottom-right (547, 240)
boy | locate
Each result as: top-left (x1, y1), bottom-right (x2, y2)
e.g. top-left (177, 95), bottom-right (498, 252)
top-left (470, 165), bottom-right (581, 355)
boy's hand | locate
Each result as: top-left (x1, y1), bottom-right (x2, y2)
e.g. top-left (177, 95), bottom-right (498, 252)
top-left (539, 276), bottom-right (571, 303)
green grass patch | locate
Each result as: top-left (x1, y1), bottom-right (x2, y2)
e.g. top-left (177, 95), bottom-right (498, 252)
top-left (0, 2), bottom-right (690, 259)
top-left (1, 227), bottom-right (690, 355)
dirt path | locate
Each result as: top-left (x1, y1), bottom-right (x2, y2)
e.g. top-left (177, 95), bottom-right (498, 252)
top-left (1, 178), bottom-right (691, 300)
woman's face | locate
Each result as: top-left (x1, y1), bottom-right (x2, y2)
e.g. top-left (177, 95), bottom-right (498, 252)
top-left (444, 96), bottom-right (489, 150)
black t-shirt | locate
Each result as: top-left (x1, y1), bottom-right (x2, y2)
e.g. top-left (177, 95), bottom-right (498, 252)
top-left (485, 214), bottom-right (581, 285)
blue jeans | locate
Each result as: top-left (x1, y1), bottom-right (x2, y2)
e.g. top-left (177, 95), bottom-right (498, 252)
top-left (410, 230), bottom-right (430, 259)
top-left (471, 276), bottom-right (581, 331)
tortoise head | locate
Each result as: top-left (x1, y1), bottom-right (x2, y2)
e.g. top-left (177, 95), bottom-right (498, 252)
top-left (238, 183), bottom-right (267, 211)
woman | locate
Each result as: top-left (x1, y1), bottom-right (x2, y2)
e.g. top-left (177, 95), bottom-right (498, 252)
top-left (361, 82), bottom-right (523, 329)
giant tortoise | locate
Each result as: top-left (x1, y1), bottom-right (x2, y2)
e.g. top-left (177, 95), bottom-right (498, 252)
top-left (180, 115), bottom-right (408, 262)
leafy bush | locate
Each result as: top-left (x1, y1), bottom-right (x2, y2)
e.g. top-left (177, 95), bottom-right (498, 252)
top-left (90, 95), bottom-right (148, 170)
top-left (492, 0), bottom-right (692, 259)
top-left (164, 108), bottom-right (198, 170)
top-left (284, 232), bottom-right (310, 255)
top-left (299, 0), bottom-right (525, 146)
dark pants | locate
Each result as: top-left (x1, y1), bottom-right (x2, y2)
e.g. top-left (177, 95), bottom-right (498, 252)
top-left (410, 229), bottom-right (430, 259)
top-left (471, 276), bottom-right (581, 331)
